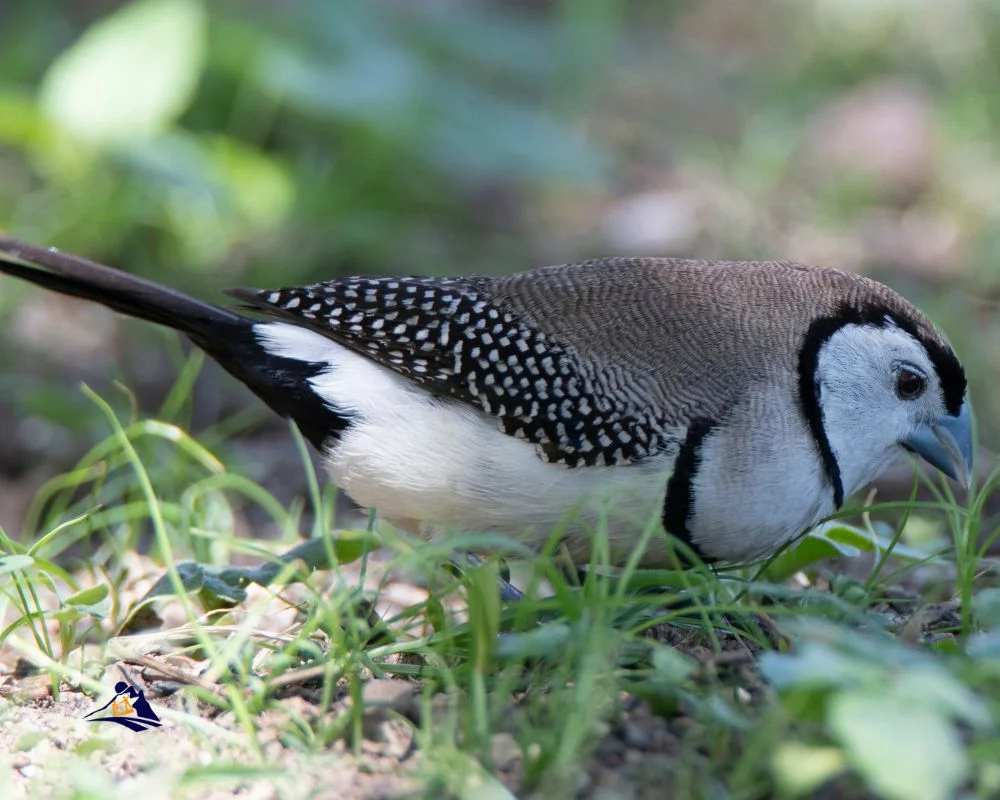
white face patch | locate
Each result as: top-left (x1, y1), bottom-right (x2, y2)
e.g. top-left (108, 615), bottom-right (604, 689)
top-left (814, 322), bottom-right (945, 499)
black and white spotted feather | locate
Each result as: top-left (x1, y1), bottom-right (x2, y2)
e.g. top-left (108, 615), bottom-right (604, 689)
top-left (228, 277), bottom-right (671, 467)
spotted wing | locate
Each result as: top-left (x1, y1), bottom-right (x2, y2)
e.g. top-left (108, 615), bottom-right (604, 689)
top-left (227, 276), bottom-right (665, 466)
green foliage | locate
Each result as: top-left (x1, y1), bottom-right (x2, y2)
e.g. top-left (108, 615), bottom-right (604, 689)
top-left (0, 378), bottom-right (998, 797)
top-left (762, 623), bottom-right (997, 800)
top-left (40, 0), bottom-right (207, 144)
top-left (0, 0), bottom-right (610, 285)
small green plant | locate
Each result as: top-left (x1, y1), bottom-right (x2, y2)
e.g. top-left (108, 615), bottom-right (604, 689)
top-left (1, 374), bottom-right (998, 799)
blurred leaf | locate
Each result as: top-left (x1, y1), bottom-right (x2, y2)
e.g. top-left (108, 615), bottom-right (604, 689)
top-left (973, 587), bottom-right (1000, 630)
top-left (829, 690), bottom-right (966, 800)
top-left (765, 624), bottom-right (989, 799)
top-left (700, 694), bottom-right (751, 730)
top-left (414, 6), bottom-right (559, 84)
top-left (772, 743), bottom-right (845, 798)
top-left (52, 607), bottom-right (84, 625)
top-left (766, 522), bottom-right (936, 581)
top-left (40, 0), bottom-right (207, 143)
top-left (761, 622), bottom-right (950, 692)
top-left (109, 131), bottom-right (292, 261)
top-left (420, 78), bottom-right (601, 180)
top-left (760, 641), bottom-right (882, 692)
top-left (0, 554), bottom-right (35, 576)
top-left (967, 631), bottom-right (1000, 664)
top-left (624, 642), bottom-right (697, 717)
top-left (65, 583), bottom-right (112, 619)
top-left (890, 667), bottom-right (993, 731)
top-left (456, 760), bottom-right (518, 800)
top-left (651, 644), bottom-right (697, 684)
top-left (203, 136), bottom-right (294, 227)
top-left (823, 523), bottom-right (931, 561)
top-left (258, 22), bottom-right (600, 182)
top-left (765, 528), bottom-right (862, 581)
top-left (0, 91), bottom-right (54, 150)
top-left (495, 622), bottom-right (572, 661)
top-left (260, 42), bottom-right (419, 122)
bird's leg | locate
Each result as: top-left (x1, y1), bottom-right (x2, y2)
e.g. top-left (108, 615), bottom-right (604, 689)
top-left (446, 553), bottom-right (526, 603)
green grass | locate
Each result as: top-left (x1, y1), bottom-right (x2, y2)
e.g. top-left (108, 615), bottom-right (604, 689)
top-left (1, 367), bottom-right (999, 800)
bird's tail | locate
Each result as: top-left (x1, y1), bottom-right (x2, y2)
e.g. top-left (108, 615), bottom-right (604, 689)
top-left (0, 235), bottom-right (342, 448)
top-left (0, 234), bottom-right (246, 343)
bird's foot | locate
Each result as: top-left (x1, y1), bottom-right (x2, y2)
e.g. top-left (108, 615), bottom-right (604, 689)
top-left (446, 553), bottom-right (526, 603)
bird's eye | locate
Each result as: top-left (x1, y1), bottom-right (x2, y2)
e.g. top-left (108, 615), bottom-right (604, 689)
top-left (896, 369), bottom-right (926, 400)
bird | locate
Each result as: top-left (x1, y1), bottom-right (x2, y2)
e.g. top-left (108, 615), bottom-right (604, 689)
top-left (0, 234), bottom-right (973, 566)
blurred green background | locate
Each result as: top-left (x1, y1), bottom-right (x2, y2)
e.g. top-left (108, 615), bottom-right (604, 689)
top-left (0, 0), bottom-right (997, 531)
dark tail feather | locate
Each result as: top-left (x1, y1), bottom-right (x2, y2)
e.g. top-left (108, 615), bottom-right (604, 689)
top-left (0, 235), bottom-right (343, 448)
top-left (0, 235), bottom-right (245, 341)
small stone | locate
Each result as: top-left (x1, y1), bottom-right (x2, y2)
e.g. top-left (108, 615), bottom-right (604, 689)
top-left (362, 679), bottom-right (420, 721)
top-left (490, 732), bottom-right (522, 771)
top-left (360, 679), bottom-right (421, 741)
top-left (621, 720), bottom-right (652, 751)
top-left (0, 674), bottom-right (52, 703)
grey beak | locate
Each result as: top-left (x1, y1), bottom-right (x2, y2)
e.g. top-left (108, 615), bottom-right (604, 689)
top-left (903, 403), bottom-right (974, 488)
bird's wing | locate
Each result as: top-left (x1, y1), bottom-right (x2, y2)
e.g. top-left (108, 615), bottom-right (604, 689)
top-left (227, 261), bottom-right (727, 467)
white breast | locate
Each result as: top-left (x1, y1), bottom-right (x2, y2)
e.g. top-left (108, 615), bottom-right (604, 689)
top-left (688, 389), bottom-right (834, 562)
top-left (255, 322), bottom-right (675, 564)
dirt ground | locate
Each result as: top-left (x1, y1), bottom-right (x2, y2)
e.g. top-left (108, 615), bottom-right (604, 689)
top-left (0, 639), bottom-right (745, 800)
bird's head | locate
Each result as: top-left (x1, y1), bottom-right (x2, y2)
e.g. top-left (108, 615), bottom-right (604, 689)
top-left (811, 312), bottom-right (971, 501)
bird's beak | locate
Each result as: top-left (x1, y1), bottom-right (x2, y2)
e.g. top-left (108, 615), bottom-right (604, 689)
top-left (903, 403), bottom-right (974, 488)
